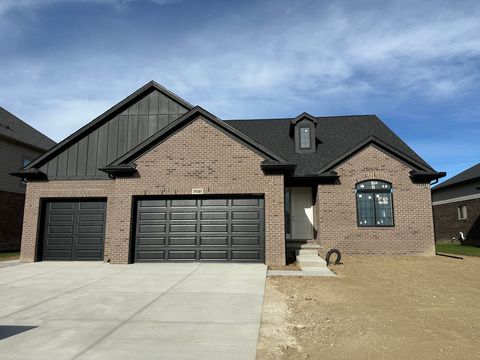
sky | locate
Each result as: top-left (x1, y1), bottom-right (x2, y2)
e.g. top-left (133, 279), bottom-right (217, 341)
top-left (0, 0), bottom-right (479, 182)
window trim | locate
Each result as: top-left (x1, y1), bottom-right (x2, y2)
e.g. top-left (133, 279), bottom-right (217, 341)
top-left (299, 126), bottom-right (311, 149)
top-left (457, 205), bottom-right (468, 220)
top-left (21, 157), bottom-right (33, 185)
top-left (355, 180), bottom-right (395, 228)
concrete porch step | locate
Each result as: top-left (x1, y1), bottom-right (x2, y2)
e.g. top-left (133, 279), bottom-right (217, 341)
top-left (296, 254), bottom-right (327, 268)
top-left (296, 248), bottom-right (320, 256)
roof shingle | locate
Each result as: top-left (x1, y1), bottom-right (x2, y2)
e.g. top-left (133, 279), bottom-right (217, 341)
top-left (0, 106), bottom-right (56, 151)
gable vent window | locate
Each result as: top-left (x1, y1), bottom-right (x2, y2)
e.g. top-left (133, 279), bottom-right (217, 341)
top-left (457, 205), bottom-right (467, 220)
top-left (356, 180), bottom-right (394, 227)
top-left (299, 127), bottom-right (311, 149)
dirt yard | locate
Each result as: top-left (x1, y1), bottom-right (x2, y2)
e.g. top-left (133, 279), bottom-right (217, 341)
top-left (257, 256), bottom-right (480, 360)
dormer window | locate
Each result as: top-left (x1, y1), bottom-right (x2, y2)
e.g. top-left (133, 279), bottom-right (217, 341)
top-left (290, 112), bottom-right (318, 154)
top-left (299, 127), bottom-right (311, 149)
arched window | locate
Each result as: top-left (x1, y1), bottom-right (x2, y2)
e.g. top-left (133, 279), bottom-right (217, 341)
top-left (355, 180), bottom-right (394, 227)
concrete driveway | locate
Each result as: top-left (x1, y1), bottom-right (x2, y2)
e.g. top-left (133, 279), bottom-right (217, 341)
top-left (0, 261), bottom-right (266, 360)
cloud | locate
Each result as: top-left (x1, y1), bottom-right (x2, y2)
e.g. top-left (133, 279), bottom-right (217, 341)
top-left (0, 0), bottom-right (479, 160)
top-left (0, 0), bottom-right (178, 18)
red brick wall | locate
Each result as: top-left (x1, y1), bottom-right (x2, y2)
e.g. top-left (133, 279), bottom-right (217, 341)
top-left (0, 191), bottom-right (25, 251)
top-left (20, 118), bottom-right (285, 265)
top-left (433, 198), bottom-right (480, 246)
top-left (315, 145), bottom-right (435, 256)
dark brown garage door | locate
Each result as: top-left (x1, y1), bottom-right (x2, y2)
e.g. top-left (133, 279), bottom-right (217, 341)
top-left (41, 200), bottom-right (106, 261)
top-left (134, 197), bottom-right (264, 262)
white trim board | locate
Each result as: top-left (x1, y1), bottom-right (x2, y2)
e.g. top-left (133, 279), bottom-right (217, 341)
top-left (433, 193), bottom-right (480, 206)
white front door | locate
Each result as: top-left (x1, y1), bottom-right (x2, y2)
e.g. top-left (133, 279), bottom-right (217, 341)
top-left (285, 187), bottom-right (314, 240)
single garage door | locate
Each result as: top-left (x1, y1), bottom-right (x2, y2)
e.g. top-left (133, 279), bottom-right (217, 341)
top-left (42, 200), bottom-right (106, 261)
top-left (134, 197), bottom-right (264, 262)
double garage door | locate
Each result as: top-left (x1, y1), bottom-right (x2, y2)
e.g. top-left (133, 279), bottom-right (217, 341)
top-left (41, 196), bottom-right (264, 262)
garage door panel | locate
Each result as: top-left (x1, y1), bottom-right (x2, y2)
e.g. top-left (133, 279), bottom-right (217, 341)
top-left (75, 249), bottom-right (103, 260)
top-left (169, 236), bottom-right (196, 246)
top-left (141, 199), bottom-right (167, 207)
top-left (50, 202), bottom-right (75, 210)
top-left (77, 225), bottom-right (103, 234)
top-left (201, 199), bottom-right (228, 207)
top-left (232, 224), bottom-right (260, 233)
top-left (168, 250), bottom-right (196, 260)
top-left (232, 198), bottom-right (259, 206)
top-left (42, 200), bottom-right (106, 261)
top-left (139, 212), bottom-right (167, 221)
top-left (135, 197), bottom-right (264, 263)
top-left (170, 224), bottom-right (196, 233)
top-left (78, 213), bottom-right (104, 222)
top-left (47, 237), bottom-right (73, 246)
top-left (137, 250), bottom-right (165, 260)
top-left (139, 224), bottom-right (166, 233)
top-left (77, 235), bottom-right (104, 246)
top-left (232, 211), bottom-right (259, 220)
top-left (78, 201), bottom-right (105, 210)
top-left (200, 236), bottom-right (228, 246)
top-left (231, 250), bottom-right (261, 261)
top-left (200, 224), bottom-right (228, 232)
top-left (138, 236), bottom-right (166, 246)
top-left (199, 250), bottom-right (228, 260)
top-left (48, 225), bottom-right (74, 234)
top-left (171, 199), bottom-right (196, 207)
top-left (232, 236), bottom-right (260, 246)
top-left (45, 249), bottom-right (73, 260)
top-left (170, 212), bottom-right (196, 220)
top-left (201, 211), bottom-right (228, 220)
top-left (49, 214), bottom-right (75, 222)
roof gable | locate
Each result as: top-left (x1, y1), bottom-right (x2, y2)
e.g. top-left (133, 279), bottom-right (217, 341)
top-left (26, 81), bottom-right (192, 179)
top-left (102, 106), bottom-right (286, 173)
top-left (315, 135), bottom-right (433, 174)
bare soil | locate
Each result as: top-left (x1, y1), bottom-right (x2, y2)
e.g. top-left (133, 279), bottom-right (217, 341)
top-left (257, 256), bottom-right (480, 360)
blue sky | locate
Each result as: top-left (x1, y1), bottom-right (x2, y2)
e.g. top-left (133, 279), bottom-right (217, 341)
top-left (0, 0), bottom-right (479, 181)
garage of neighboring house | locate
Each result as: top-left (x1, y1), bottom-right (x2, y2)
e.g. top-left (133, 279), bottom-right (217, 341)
top-left (40, 199), bottom-right (106, 261)
top-left (133, 196), bottom-right (265, 263)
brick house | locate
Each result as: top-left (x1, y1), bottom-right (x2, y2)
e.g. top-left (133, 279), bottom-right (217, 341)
top-left (432, 163), bottom-right (480, 246)
top-left (0, 107), bottom-right (55, 251)
top-left (14, 81), bottom-right (445, 265)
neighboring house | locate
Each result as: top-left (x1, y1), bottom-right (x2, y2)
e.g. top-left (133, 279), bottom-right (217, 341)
top-left (14, 81), bottom-right (445, 265)
top-left (432, 163), bottom-right (480, 246)
top-left (0, 107), bottom-right (56, 251)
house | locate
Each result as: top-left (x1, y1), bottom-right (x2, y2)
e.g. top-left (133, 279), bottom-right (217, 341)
top-left (0, 107), bottom-right (56, 251)
top-left (13, 81), bottom-right (445, 265)
top-left (432, 163), bottom-right (480, 246)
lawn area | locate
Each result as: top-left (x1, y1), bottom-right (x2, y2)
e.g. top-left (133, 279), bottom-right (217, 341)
top-left (436, 243), bottom-right (480, 256)
top-left (0, 252), bottom-right (20, 261)
top-left (257, 256), bottom-right (480, 360)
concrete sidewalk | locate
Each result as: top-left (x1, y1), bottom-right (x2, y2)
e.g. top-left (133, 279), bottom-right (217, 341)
top-left (0, 261), bottom-right (266, 360)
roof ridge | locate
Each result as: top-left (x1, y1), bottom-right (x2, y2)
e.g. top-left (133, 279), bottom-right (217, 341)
top-left (225, 114), bottom-right (377, 122)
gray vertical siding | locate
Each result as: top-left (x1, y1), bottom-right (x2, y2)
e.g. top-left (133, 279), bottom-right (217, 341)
top-left (0, 139), bottom-right (44, 194)
top-left (41, 89), bottom-right (188, 179)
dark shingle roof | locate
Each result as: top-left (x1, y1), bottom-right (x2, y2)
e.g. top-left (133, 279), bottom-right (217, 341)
top-left (432, 163), bottom-right (480, 192)
top-left (225, 115), bottom-right (433, 177)
top-left (0, 106), bottom-right (56, 151)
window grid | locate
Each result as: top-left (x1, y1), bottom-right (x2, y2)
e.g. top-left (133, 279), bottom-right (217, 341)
top-left (299, 127), bottom-right (311, 149)
top-left (356, 180), bottom-right (394, 227)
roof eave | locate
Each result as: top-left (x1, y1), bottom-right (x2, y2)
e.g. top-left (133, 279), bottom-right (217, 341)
top-left (98, 163), bottom-right (138, 178)
top-left (10, 168), bottom-right (47, 180)
top-left (410, 170), bottom-right (446, 183)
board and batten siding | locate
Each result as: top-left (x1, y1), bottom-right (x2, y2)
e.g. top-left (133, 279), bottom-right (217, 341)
top-left (38, 89), bottom-right (189, 180)
top-left (0, 138), bottom-right (44, 194)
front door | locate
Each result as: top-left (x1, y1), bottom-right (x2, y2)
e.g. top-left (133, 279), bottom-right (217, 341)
top-left (285, 187), bottom-right (314, 240)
